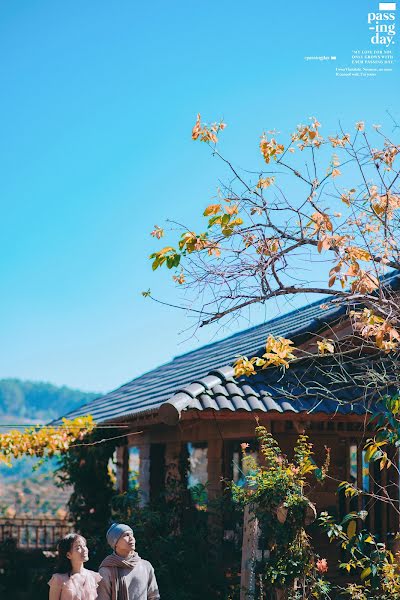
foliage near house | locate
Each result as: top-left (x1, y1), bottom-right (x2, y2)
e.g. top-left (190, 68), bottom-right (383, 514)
top-left (231, 424), bottom-right (330, 597)
top-left (0, 416), bottom-right (95, 466)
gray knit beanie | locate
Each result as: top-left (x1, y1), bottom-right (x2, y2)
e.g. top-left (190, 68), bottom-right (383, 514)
top-left (106, 523), bottom-right (133, 549)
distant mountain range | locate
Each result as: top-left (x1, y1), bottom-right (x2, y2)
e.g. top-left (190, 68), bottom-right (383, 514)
top-left (0, 379), bottom-right (100, 514)
top-left (0, 378), bottom-right (99, 423)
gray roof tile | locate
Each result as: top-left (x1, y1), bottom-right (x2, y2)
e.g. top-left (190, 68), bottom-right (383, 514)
top-left (225, 382), bottom-right (245, 397)
top-left (230, 395), bottom-right (251, 411)
top-left (260, 396), bottom-right (284, 412)
top-left (246, 396), bottom-right (265, 411)
top-left (200, 396), bottom-right (220, 410)
top-left (213, 395), bottom-right (234, 410)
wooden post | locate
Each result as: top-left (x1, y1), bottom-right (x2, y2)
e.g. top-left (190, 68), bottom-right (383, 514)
top-left (165, 441), bottom-right (183, 491)
top-left (163, 441), bottom-right (185, 534)
top-left (116, 446), bottom-right (127, 493)
top-left (240, 505), bottom-right (260, 600)
top-left (138, 443), bottom-right (151, 505)
top-left (207, 439), bottom-right (223, 550)
top-left (208, 439), bottom-right (223, 502)
top-left (381, 466), bottom-right (388, 542)
top-left (150, 443), bottom-right (166, 502)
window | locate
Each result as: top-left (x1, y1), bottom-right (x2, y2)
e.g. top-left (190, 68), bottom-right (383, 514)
top-left (349, 443), bottom-right (358, 485)
top-left (232, 441), bottom-right (258, 487)
top-left (128, 446), bottom-right (140, 491)
top-left (362, 449), bottom-right (370, 493)
top-left (362, 450), bottom-right (369, 510)
top-left (108, 450), bottom-right (118, 490)
top-left (187, 442), bottom-right (208, 508)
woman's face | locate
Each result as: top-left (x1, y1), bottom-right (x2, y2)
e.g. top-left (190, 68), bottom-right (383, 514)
top-left (67, 536), bottom-right (89, 564)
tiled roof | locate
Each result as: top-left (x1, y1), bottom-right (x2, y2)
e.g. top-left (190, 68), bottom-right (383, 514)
top-left (61, 296), bottom-right (348, 424)
top-left (159, 352), bottom-right (390, 425)
top-left (60, 271), bottom-right (399, 425)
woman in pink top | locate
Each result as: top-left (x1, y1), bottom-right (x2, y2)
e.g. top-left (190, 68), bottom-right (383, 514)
top-left (48, 533), bottom-right (102, 600)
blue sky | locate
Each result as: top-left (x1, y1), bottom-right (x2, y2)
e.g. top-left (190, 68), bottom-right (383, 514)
top-left (0, 0), bottom-right (398, 392)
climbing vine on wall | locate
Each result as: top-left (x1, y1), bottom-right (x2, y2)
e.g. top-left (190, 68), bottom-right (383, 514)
top-left (231, 424), bottom-right (331, 598)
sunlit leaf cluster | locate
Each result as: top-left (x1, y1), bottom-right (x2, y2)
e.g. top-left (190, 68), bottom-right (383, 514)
top-left (0, 416), bottom-right (95, 466)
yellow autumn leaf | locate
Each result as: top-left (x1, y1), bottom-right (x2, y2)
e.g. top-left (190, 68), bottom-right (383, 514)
top-left (256, 177), bottom-right (275, 188)
top-left (317, 339), bottom-right (335, 355)
top-left (192, 113), bottom-right (201, 140)
top-left (173, 272), bottom-right (185, 285)
top-left (158, 246), bottom-right (176, 256)
top-left (191, 114), bottom-right (226, 144)
top-left (150, 225), bottom-right (164, 239)
top-left (361, 567), bottom-right (371, 581)
top-left (351, 271), bottom-right (379, 294)
top-left (233, 357), bottom-right (256, 377)
top-left (225, 204), bottom-right (239, 215)
top-left (347, 520), bottom-right (357, 539)
top-left (227, 217), bottom-right (243, 227)
top-left (364, 535), bottom-right (374, 543)
top-left (262, 335), bottom-right (297, 368)
top-left (345, 246), bottom-right (372, 262)
top-left (260, 135), bottom-right (285, 163)
top-left (0, 416), bottom-right (95, 464)
top-left (203, 204), bottom-right (222, 216)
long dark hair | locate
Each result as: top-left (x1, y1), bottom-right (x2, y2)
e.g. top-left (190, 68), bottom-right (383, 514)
top-left (54, 533), bottom-right (85, 574)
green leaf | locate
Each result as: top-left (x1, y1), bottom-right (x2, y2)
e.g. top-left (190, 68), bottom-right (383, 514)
top-left (361, 567), bottom-right (371, 581)
top-left (221, 214), bottom-right (230, 226)
top-left (341, 512), bottom-right (358, 525)
top-left (167, 255), bottom-right (177, 269)
top-left (364, 445), bottom-right (375, 463)
top-left (208, 216), bottom-right (222, 228)
top-left (221, 227), bottom-right (234, 237)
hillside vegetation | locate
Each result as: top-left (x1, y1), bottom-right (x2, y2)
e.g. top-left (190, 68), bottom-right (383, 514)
top-left (0, 378), bottom-right (98, 422)
top-left (0, 379), bottom-right (100, 516)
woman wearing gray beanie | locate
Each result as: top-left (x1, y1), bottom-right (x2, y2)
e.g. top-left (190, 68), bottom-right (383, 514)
top-left (96, 523), bottom-right (159, 600)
